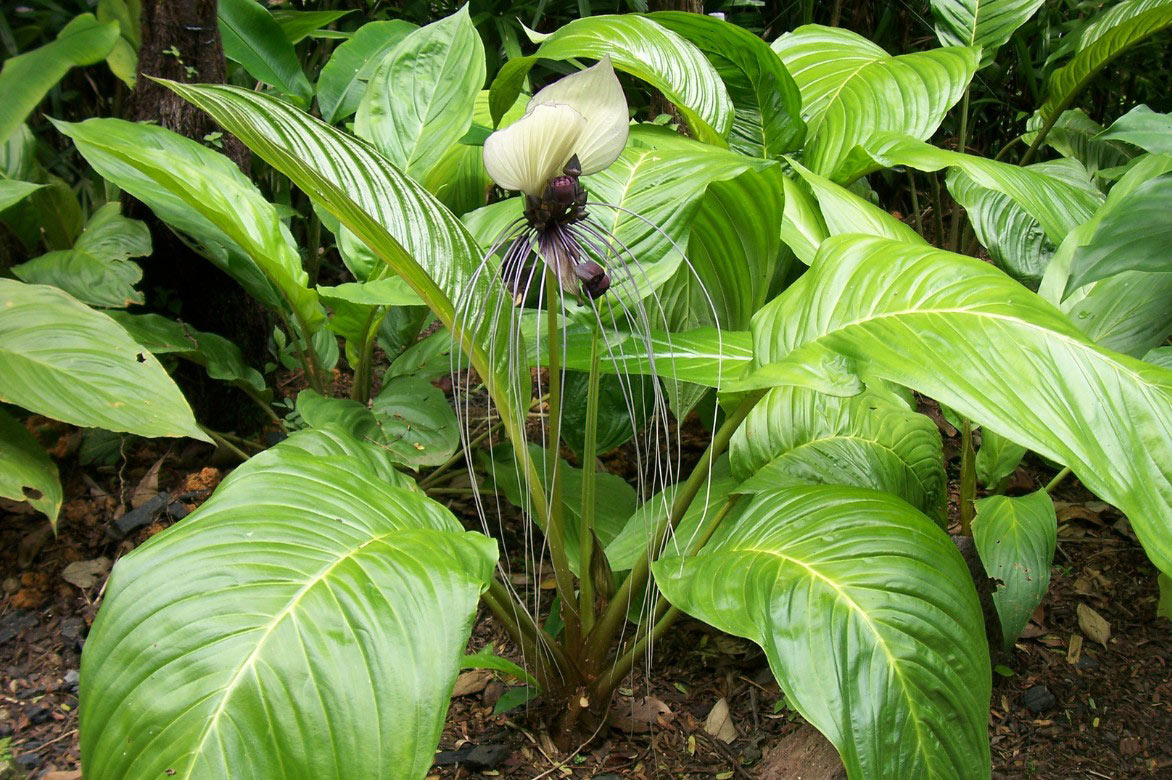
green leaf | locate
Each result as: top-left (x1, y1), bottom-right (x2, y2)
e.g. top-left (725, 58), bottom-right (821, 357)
top-left (319, 278), bottom-right (424, 308)
top-left (653, 485), bottom-right (990, 778)
top-left (1038, 2), bottom-right (1172, 128)
top-left (270, 9), bottom-right (353, 44)
top-left (779, 172), bottom-right (829, 263)
top-left (731, 385), bottom-right (946, 521)
top-left (558, 326), bottom-right (752, 388)
top-left (973, 490), bottom-right (1056, 648)
top-left (1096, 104), bottom-right (1172, 155)
top-left (108, 311), bottom-right (267, 394)
top-left (1025, 109), bottom-right (1136, 176)
top-left (487, 442), bottom-right (637, 574)
top-left (930, 0), bottom-right (1044, 65)
top-left (0, 14), bottom-right (119, 145)
top-left (1146, 346), bottom-right (1172, 370)
top-left (865, 133), bottom-right (1102, 244)
top-left (790, 160), bottom-right (925, 246)
top-left (218, 0), bottom-right (313, 103)
top-left (772, 26), bottom-right (978, 182)
top-left (736, 234), bottom-right (1172, 578)
top-left (161, 82), bottom-right (527, 434)
top-left (490, 15), bottom-right (732, 143)
top-left (370, 375), bottom-right (460, 468)
top-left (0, 180), bottom-right (44, 212)
top-left (278, 425), bottom-right (416, 490)
top-left (55, 118), bottom-right (294, 316)
top-left (0, 279), bottom-right (206, 441)
top-left (97, 0), bottom-right (140, 88)
top-left (79, 440), bottom-right (497, 779)
top-left (461, 646), bottom-right (539, 689)
top-left (646, 11), bottom-right (805, 157)
top-left (316, 20), bottom-right (417, 124)
top-left (13, 203), bottom-right (150, 308)
top-left (975, 428), bottom-right (1027, 488)
top-left (0, 407), bottom-right (62, 525)
top-left (1065, 173), bottom-right (1172, 292)
top-left (355, 7), bottom-right (485, 180)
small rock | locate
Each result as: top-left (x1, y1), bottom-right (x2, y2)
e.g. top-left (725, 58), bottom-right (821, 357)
top-left (0, 611), bottom-right (37, 645)
top-left (1077, 653), bottom-right (1100, 671)
top-left (463, 744), bottom-right (509, 770)
top-left (27, 704), bottom-right (52, 724)
top-left (2, 576), bottom-right (19, 595)
top-left (64, 669), bottom-right (80, 690)
top-left (1022, 684), bottom-right (1056, 713)
top-left (15, 748), bottom-right (42, 769)
top-left (1120, 736), bottom-right (1143, 756)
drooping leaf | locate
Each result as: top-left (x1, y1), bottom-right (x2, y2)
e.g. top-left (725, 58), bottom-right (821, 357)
top-left (355, 7), bottom-right (485, 180)
top-left (0, 180), bottom-right (44, 212)
top-left (13, 203), bottom-right (150, 308)
top-left (653, 485), bottom-right (990, 778)
top-left (865, 133), bottom-right (1102, 244)
top-left (779, 172), bottom-right (829, 263)
top-left (0, 407), bottom-right (62, 525)
top-left (1038, 2), bottom-right (1172, 128)
top-left (55, 118), bottom-right (292, 315)
top-left (1064, 173), bottom-right (1172, 292)
top-left (1096, 104), bottom-right (1172, 155)
top-left (0, 14), bottom-right (119, 145)
top-left (97, 0), bottom-right (140, 88)
top-left (79, 439), bottom-right (496, 779)
top-left (270, 9), bottom-right (353, 43)
top-left (558, 326), bottom-right (752, 388)
top-left (790, 160), bottom-right (925, 246)
top-left (973, 490), bottom-right (1057, 648)
top-left (316, 20), bottom-right (417, 124)
top-left (486, 442), bottom-right (637, 574)
top-left (930, 0), bottom-right (1044, 65)
top-left (162, 82), bottom-right (528, 432)
top-left (734, 234), bottom-right (1172, 577)
top-left (461, 646), bottom-right (540, 689)
top-left (772, 26), bottom-right (978, 182)
top-left (730, 385), bottom-right (946, 521)
top-left (108, 311), bottom-right (267, 394)
top-left (218, 0), bottom-right (313, 103)
top-left (0, 279), bottom-right (206, 441)
top-left (1146, 346), bottom-right (1172, 370)
top-left (975, 428), bottom-right (1027, 488)
top-left (490, 15), bottom-right (732, 144)
top-left (646, 11), bottom-right (805, 157)
top-left (1023, 109), bottom-right (1136, 175)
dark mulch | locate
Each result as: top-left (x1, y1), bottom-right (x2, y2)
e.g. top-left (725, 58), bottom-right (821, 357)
top-left (1, 414), bottom-right (1170, 779)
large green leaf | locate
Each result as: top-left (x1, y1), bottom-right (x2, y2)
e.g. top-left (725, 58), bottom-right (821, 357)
top-left (1065, 173), bottom-right (1172, 292)
top-left (1038, 2), bottom-right (1172, 127)
top-left (55, 118), bottom-right (291, 315)
top-left (0, 14), bottom-right (118, 145)
top-left (80, 438), bottom-right (496, 779)
top-left (316, 20), bottom-right (417, 124)
top-left (973, 490), bottom-right (1056, 648)
top-left (558, 326), bottom-right (752, 388)
top-left (779, 173), bottom-right (829, 263)
top-left (734, 234), bottom-right (1172, 577)
top-left (0, 279), bottom-right (205, 441)
top-left (13, 203), bottom-right (150, 308)
top-left (1096, 104), bottom-right (1172, 155)
top-left (161, 82), bottom-right (527, 429)
top-left (1024, 109), bottom-right (1136, 176)
top-left (771, 26), bottom-right (978, 183)
top-left (108, 312), bottom-right (267, 394)
top-left (0, 180), bottom-right (43, 212)
top-left (864, 133), bottom-right (1102, 244)
top-left (490, 15), bottom-right (732, 144)
top-left (218, 0), bottom-right (313, 103)
top-left (653, 486), bottom-right (990, 779)
top-left (930, 0), bottom-right (1044, 65)
top-left (370, 376), bottom-right (460, 468)
top-left (975, 428), bottom-right (1027, 488)
top-left (97, 0), bottom-right (141, 88)
top-left (271, 9), bottom-right (353, 44)
top-left (790, 160), bottom-right (925, 247)
top-left (355, 7), bottom-right (485, 180)
top-left (730, 385), bottom-right (946, 521)
top-left (0, 407), bottom-right (62, 524)
top-left (646, 11), bottom-right (805, 157)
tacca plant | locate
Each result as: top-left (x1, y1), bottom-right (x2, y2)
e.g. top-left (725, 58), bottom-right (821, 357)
top-left (1, 1), bottom-right (1171, 778)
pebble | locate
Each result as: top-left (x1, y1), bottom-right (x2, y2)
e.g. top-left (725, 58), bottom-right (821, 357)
top-left (64, 669), bottom-right (80, 690)
top-left (1022, 684), bottom-right (1057, 713)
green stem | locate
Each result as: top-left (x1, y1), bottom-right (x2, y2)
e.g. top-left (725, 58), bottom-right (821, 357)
top-left (948, 89), bottom-right (970, 253)
top-left (959, 418), bottom-right (976, 536)
top-left (583, 391), bottom-right (764, 672)
top-left (578, 324), bottom-right (603, 633)
top-left (1045, 466), bottom-right (1073, 494)
top-left (543, 268), bottom-right (581, 654)
top-left (350, 307), bottom-right (387, 404)
top-left (929, 171), bottom-right (946, 249)
top-left (291, 311), bottom-right (327, 394)
top-left (306, 209), bottom-right (323, 288)
top-left (1020, 112), bottom-right (1055, 166)
top-left (482, 579), bottom-right (572, 694)
top-left (908, 170), bottom-right (924, 238)
top-left (199, 425), bottom-right (250, 462)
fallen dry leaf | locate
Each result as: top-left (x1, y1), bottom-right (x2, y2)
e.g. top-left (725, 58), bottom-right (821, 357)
top-left (62, 557), bottom-right (111, 590)
top-left (451, 669), bottom-right (492, 698)
top-left (704, 697), bottom-right (738, 743)
top-left (1077, 602), bottom-right (1111, 647)
top-left (609, 695), bottom-right (672, 734)
top-left (131, 456), bottom-right (165, 509)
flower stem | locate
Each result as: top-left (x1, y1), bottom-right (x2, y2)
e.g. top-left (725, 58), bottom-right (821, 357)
top-left (543, 267), bottom-right (581, 655)
top-left (1045, 466), bottom-right (1073, 494)
top-left (959, 418), bottom-right (976, 536)
top-left (578, 322), bottom-right (603, 633)
top-left (948, 88), bottom-right (970, 253)
top-left (583, 390), bottom-right (764, 672)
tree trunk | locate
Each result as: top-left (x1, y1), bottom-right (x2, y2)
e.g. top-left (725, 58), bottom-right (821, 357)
top-left (128, 0), bottom-right (271, 431)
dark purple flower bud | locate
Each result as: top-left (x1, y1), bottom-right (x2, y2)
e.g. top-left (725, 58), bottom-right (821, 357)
top-left (574, 260), bottom-right (610, 298)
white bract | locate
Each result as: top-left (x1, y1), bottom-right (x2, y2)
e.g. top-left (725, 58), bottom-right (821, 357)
top-left (484, 57), bottom-right (629, 197)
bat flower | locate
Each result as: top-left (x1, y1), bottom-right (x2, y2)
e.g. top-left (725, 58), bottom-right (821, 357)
top-left (482, 56), bottom-right (629, 302)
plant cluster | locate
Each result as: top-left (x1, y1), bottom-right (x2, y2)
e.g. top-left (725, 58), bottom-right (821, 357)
top-left (1, 1), bottom-right (1171, 778)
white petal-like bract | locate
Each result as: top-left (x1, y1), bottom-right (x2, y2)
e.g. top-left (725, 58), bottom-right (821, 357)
top-left (483, 57), bottom-right (628, 196)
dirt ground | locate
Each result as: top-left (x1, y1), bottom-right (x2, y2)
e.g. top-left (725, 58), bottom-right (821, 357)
top-left (1, 414), bottom-right (1170, 779)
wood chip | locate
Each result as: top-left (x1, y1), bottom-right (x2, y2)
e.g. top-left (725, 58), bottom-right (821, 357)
top-left (1067, 633), bottom-right (1083, 665)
